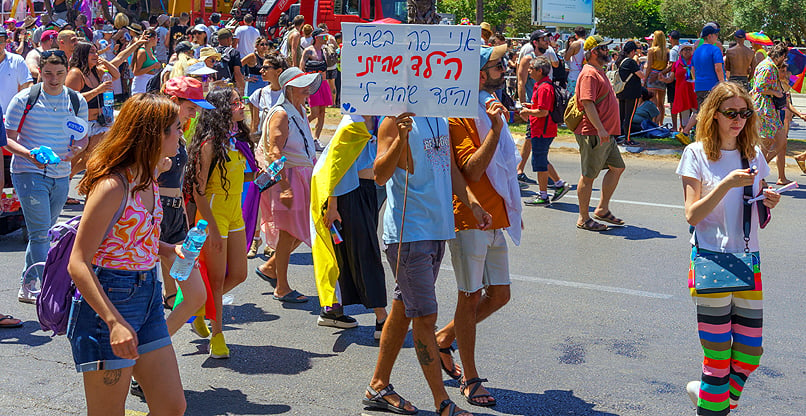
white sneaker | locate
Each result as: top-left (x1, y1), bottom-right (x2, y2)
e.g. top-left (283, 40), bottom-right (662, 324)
top-left (18, 282), bottom-right (39, 304)
top-left (686, 380), bottom-right (700, 406)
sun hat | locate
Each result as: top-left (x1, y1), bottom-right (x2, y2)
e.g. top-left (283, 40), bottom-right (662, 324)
top-left (584, 34), bottom-right (613, 51)
top-left (186, 61), bottom-right (218, 76)
top-left (164, 76), bottom-right (215, 109)
top-left (102, 24), bottom-right (115, 33)
top-left (199, 47), bottom-right (221, 61)
top-left (23, 16), bottom-right (36, 29)
top-left (480, 22), bottom-right (492, 35)
top-left (127, 22), bottom-right (144, 34)
top-left (479, 44), bottom-right (507, 70)
top-left (157, 14), bottom-right (169, 26)
top-left (679, 42), bottom-right (695, 50)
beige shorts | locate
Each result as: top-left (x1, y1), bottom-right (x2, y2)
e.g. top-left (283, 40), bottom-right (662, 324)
top-left (575, 134), bottom-right (625, 179)
top-left (448, 228), bottom-right (511, 293)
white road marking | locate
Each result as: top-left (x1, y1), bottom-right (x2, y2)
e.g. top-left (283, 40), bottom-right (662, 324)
top-left (440, 266), bottom-right (674, 299)
top-left (564, 194), bottom-right (685, 210)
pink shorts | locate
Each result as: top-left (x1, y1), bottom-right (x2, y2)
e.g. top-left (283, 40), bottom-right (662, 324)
top-left (308, 78), bottom-right (333, 107)
top-left (260, 166), bottom-right (312, 248)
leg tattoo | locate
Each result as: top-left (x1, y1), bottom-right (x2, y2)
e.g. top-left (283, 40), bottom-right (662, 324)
top-left (103, 369), bottom-right (122, 386)
top-left (414, 339), bottom-right (434, 366)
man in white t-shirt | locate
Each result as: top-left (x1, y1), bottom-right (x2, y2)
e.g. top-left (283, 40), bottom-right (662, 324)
top-left (154, 14), bottom-right (170, 63)
top-left (0, 32), bottom-right (34, 114)
top-left (234, 14), bottom-right (260, 57)
top-left (25, 29), bottom-right (57, 81)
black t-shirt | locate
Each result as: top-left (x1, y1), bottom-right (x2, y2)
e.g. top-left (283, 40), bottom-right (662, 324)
top-left (617, 58), bottom-right (642, 99)
top-left (168, 25), bottom-right (188, 54)
top-left (215, 46), bottom-right (242, 82)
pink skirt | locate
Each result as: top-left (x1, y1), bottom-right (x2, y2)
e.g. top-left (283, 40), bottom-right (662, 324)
top-left (308, 78), bottom-right (333, 107)
top-left (260, 166), bottom-right (313, 248)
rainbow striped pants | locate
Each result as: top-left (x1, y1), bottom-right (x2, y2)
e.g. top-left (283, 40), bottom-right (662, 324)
top-left (689, 251), bottom-right (763, 416)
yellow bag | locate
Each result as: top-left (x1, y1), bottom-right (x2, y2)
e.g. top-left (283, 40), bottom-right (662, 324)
top-left (563, 93), bottom-right (609, 132)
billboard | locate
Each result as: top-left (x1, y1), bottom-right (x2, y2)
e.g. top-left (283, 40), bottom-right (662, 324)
top-left (532, 0), bottom-right (594, 27)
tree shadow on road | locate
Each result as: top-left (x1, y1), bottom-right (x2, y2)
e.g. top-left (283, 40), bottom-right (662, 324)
top-left (184, 386), bottom-right (291, 415)
top-left (200, 344), bottom-right (336, 375)
top-left (0, 321), bottom-right (53, 347)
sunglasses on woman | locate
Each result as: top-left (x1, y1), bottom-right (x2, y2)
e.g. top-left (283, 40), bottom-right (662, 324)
top-left (718, 108), bottom-right (753, 119)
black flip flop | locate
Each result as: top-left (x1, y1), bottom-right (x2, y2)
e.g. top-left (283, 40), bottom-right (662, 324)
top-left (254, 267), bottom-right (277, 287)
top-left (0, 315), bottom-right (23, 328)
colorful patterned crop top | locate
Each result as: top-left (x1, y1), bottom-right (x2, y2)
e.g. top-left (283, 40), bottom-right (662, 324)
top-left (93, 177), bottom-right (163, 270)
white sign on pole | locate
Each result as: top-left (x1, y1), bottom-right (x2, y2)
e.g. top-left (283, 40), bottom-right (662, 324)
top-left (340, 23), bottom-right (481, 118)
top-left (532, 0), bottom-right (594, 27)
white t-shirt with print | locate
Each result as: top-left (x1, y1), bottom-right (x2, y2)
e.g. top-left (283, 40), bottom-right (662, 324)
top-left (676, 142), bottom-right (769, 253)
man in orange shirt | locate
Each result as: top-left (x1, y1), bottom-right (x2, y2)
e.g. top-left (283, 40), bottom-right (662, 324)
top-left (435, 44), bottom-right (522, 408)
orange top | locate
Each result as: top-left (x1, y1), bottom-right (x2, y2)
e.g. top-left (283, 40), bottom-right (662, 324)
top-left (448, 117), bottom-right (510, 231)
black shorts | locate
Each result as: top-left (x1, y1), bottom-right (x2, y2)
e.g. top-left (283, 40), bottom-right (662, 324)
top-left (159, 204), bottom-right (188, 245)
top-left (326, 69), bottom-right (338, 80)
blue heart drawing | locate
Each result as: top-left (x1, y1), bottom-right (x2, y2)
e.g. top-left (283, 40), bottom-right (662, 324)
top-left (342, 102), bottom-right (356, 113)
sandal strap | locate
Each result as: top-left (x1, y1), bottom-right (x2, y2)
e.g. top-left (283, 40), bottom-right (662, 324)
top-left (438, 399), bottom-right (471, 416)
top-left (463, 377), bottom-right (489, 397)
top-left (438, 345), bottom-right (455, 354)
top-left (367, 383), bottom-right (396, 400)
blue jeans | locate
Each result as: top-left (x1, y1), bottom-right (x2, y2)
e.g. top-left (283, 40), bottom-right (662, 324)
top-left (11, 172), bottom-right (69, 285)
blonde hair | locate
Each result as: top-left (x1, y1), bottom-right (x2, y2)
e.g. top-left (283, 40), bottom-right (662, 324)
top-left (695, 82), bottom-right (759, 161)
top-left (649, 30), bottom-right (668, 64)
top-left (170, 55), bottom-right (198, 79)
top-left (302, 24), bottom-right (313, 37)
top-left (114, 13), bottom-right (129, 30)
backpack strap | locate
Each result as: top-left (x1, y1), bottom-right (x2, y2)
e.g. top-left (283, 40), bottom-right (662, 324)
top-left (66, 88), bottom-right (80, 116)
top-left (17, 83), bottom-right (42, 133)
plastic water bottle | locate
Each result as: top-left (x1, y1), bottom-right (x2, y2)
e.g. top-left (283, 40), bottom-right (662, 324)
top-left (267, 156), bottom-right (286, 178)
top-left (101, 70), bottom-right (114, 107)
top-left (169, 220), bottom-right (209, 281)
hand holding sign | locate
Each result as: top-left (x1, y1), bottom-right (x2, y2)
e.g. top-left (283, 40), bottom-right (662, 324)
top-left (341, 23), bottom-right (481, 118)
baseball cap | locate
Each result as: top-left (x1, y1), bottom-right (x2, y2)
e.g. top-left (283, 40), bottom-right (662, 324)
top-left (102, 24), bottom-right (115, 34)
top-left (164, 76), bottom-right (215, 109)
top-left (530, 29), bottom-right (549, 42)
top-left (734, 29), bottom-right (746, 38)
top-left (40, 29), bottom-right (59, 42)
top-left (701, 22), bottom-right (720, 37)
top-left (479, 44), bottom-right (507, 70)
top-left (217, 28), bottom-right (232, 38)
top-left (311, 28), bottom-right (324, 37)
top-left (275, 67), bottom-right (322, 108)
top-left (174, 41), bottom-right (193, 54)
top-left (93, 17), bottom-right (105, 25)
top-left (668, 30), bottom-right (680, 40)
top-left (4, 18), bottom-right (17, 25)
top-left (583, 34), bottom-right (613, 51)
top-left (192, 24), bottom-right (207, 34)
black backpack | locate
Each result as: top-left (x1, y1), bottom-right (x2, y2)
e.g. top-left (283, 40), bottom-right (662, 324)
top-left (553, 57), bottom-right (568, 89)
top-left (214, 46), bottom-right (236, 81)
top-left (17, 83), bottom-right (81, 133)
top-left (539, 79), bottom-right (568, 130)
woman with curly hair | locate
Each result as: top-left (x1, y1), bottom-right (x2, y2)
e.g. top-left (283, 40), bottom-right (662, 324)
top-left (184, 87), bottom-right (252, 358)
top-left (677, 82), bottom-right (781, 416)
top-left (67, 93), bottom-right (185, 415)
top-left (750, 43), bottom-right (788, 163)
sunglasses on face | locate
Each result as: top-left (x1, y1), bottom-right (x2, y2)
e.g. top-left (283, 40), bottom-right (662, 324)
top-left (41, 49), bottom-right (67, 59)
top-left (718, 108), bottom-right (753, 119)
top-left (484, 61), bottom-right (505, 71)
top-left (230, 99), bottom-right (245, 108)
top-left (258, 43), bottom-right (268, 46)
top-left (260, 65), bottom-right (279, 71)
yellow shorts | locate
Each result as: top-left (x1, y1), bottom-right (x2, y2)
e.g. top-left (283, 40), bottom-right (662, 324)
top-left (200, 193), bottom-right (244, 238)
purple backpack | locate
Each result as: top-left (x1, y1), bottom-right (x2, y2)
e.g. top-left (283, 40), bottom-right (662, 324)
top-left (32, 178), bottom-right (128, 336)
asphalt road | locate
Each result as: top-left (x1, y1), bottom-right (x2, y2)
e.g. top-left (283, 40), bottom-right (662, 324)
top-left (1, 153), bottom-right (805, 416)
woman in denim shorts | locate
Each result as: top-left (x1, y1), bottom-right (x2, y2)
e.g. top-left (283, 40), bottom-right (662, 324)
top-left (67, 93), bottom-right (186, 415)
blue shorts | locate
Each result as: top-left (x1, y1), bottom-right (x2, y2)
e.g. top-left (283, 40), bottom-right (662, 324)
top-left (386, 240), bottom-right (445, 318)
top-left (530, 136), bottom-right (555, 172)
top-left (67, 266), bottom-right (171, 373)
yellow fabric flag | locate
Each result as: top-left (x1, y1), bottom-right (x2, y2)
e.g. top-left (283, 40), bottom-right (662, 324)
top-left (311, 118), bottom-right (371, 308)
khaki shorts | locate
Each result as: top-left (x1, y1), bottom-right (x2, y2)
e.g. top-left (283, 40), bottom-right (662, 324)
top-left (448, 228), bottom-right (511, 293)
top-left (575, 134), bottom-right (625, 179)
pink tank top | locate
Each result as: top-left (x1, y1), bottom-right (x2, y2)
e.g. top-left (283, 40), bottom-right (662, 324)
top-left (93, 177), bottom-right (163, 270)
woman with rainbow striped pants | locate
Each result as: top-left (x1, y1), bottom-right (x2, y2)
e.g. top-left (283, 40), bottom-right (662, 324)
top-left (675, 82), bottom-right (781, 415)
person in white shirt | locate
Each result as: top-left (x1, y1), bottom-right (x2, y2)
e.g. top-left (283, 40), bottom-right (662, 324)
top-left (234, 14), bottom-right (260, 57)
top-left (154, 14), bottom-right (170, 63)
top-left (563, 26), bottom-right (587, 94)
top-left (0, 31), bottom-right (34, 114)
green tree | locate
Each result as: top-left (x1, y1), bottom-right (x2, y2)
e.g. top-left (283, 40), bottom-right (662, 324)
top-left (507, 0), bottom-right (534, 37)
top-left (595, 0), bottom-right (665, 39)
top-left (660, 0), bottom-right (733, 38)
top-left (436, 0), bottom-right (512, 29)
top-left (732, 0), bottom-right (806, 44)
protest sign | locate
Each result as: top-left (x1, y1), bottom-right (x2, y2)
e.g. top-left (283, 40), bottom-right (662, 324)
top-left (340, 23), bottom-right (481, 118)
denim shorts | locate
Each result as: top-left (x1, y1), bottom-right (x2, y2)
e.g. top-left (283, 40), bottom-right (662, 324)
top-left (67, 266), bottom-right (171, 373)
top-left (386, 240), bottom-right (445, 318)
top-left (530, 136), bottom-right (555, 172)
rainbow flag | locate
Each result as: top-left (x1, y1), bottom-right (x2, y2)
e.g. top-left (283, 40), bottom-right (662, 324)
top-left (792, 69), bottom-right (806, 93)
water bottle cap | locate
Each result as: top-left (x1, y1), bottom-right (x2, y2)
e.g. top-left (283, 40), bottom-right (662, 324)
top-left (279, 156), bottom-right (286, 162)
top-left (197, 219), bottom-right (208, 230)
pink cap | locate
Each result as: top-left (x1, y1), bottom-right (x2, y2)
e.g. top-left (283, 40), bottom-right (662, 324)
top-left (163, 77), bottom-right (215, 109)
top-left (41, 30), bottom-right (59, 42)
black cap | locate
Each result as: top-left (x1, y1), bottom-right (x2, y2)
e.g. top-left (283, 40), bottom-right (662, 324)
top-left (668, 30), bottom-right (680, 40)
top-left (623, 40), bottom-right (638, 54)
top-left (530, 29), bottom-right (549, 42)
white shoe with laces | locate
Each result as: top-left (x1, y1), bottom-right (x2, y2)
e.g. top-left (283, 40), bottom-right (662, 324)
top-left (18, 281), bottom-right (39, 304)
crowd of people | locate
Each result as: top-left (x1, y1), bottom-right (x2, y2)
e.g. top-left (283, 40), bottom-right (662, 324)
top-left (0, 10), bottom-right (795, 416)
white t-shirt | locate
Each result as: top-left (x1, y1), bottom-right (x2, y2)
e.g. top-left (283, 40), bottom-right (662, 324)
top-left (248, 86), bottom-right (282, 134)
top-left (676, 142), bottom-right (769, 253)
top-left (0, 52), bottom-right (34, 114)
top-left (234, 25), bottom-right (260, 57)
top-left (154, 26), bottom-right (169, 62)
